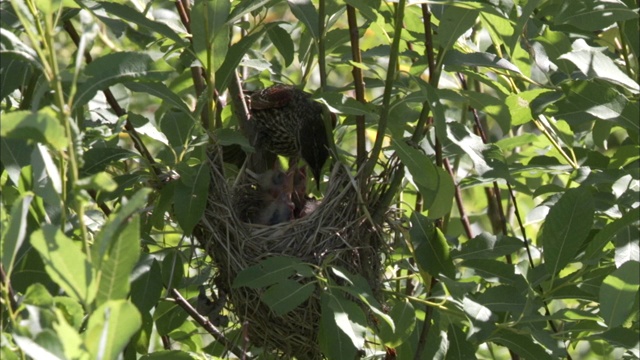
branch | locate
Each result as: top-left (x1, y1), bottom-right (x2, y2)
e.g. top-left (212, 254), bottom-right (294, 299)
top-left (171, 289), bottom-right (247, 359)
top-left (347, 5), bottom-right (367, 166)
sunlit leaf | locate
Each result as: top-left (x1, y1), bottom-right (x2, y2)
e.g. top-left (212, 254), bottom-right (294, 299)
top-left (599, 260), bottom-right (640, 328)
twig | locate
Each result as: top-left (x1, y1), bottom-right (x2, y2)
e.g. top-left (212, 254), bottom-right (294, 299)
top-left (444, 159), bottom-right (473, 238)
top-left (361, 0), bottom-right (406, 181)
top-left (347, 5), bottom-right (366, 166)
top-left (170, 288), bottom-right (248, 359)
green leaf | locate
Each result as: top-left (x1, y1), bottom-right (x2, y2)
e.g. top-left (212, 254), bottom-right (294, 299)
top-left (13, 334), bottom-right (64, 360)
top-left (267, 25), bottom-right (294, 67)
top-left (461, 259), bottom-right (519, 285)
top-left (92, 189), bottom-right (151, 269)
top-left (22, 283), bottom-right (54, 307)
top-left (409, 213), bottom-right (455, 278)
top-left (443, 50), bottom-right (521, 73)
top-left (542, 187), bottom-right (594, 281)
top-left (506, 89), bottom-right (554, 126)
top-left (140, 350), bottom-right (197, 360)
top-left (30, 225), bottom-right (96, 306)
top-left (319, 293), bottom-right (357, 359)
top-left (477, 285), bottom-right (526, 315)
top-left (228, 0), bottom-right (271, 24)
top-left (125, 82), bottom-right (193, 116)
top-left (32, 144), bottom-right (62, 206)
top-left (1, 109), bottom-right (66, 150)
top-left (614, 226), bottom-right (639, 267)
top-left (154, 299), bottom-right (189, 336)
top-left (325, 291), bottom-right (367, 349)
top-left (489, 328), bottom-right (553, 360)
top-left (214, 128), bottom-right (253, 153)
top-left (599, 260), bottom-right (640, 328)
top-left (288, 0), bottom-right (319, 40)
top-left (391, 139), bottom-right (454, 218)
top-left (553, 0), bottom-right (638, 31)
top-left (437, 6), bottom-right (479, 52)
top-left (84, 300), bottom-right (142, 360)
top-left (215, 26), bottom-right (269, 91)
top-left (191, 0), bottom-right (230, 72)
top-left (585, 208), bottom-right (640, 261)
top-left (2, 193), bottom-right (32, 276)
top-left (233, 256), bottom-right (312, 289)
top-left (261, 280), bottom-right (315, 316)
top-left (446, 123), bottom-right (512, 181)
top-left (95, 215), bottom-right (141, 306)
top-left (0, 137), bottom-right (32, 185)
top-left (378, 299), bottom-right (415, 348)
top-left (553, 80), bottom-right (628, 124)
top-left (161, 250), bottom-right (184, 290)
top-left (130, 257), bottom-right (164, 313)
top-left (159, 110), bottom-right (196, 149)
top-left (74, 52), bottom-right (171, 109)
top-left (559, 42), bottom-right (639, 93)
top-left (173, 160), bottom-right (210, 235)
top-left (95, 2), bottom-right (187, 45)
top-left (81, 148), bottom-right (137, 176)
top-left (453, 233), bottom-right (523, 260)
top-left (586, 327), bottom-right (640, 357)
top-left (446, 324), bottom-right (478, 360)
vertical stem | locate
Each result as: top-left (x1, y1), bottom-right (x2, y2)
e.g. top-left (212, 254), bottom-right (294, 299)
top-left (362, 0), bottom-right (406, 180)
top-left (347, 5), bottom-right (367, 166)
top-left (318, 0), bottom-right (327, 89)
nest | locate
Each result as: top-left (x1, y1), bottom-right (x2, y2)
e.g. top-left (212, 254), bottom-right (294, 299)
top-left (195, 146), bottom-right (393, 359)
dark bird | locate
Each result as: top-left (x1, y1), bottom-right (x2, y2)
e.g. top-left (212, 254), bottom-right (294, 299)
top-left (248, 84), bottom-right (330, 189)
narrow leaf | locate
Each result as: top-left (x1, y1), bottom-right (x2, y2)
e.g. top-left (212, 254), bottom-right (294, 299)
top-left (410, 213), bottom-right (456, 278)
top-left (30, 225), bottom-right (96, 305)
top-left (95, 215), bottom-right (141, 306)
top-left (2, 193), bottom-right (33, 275)
top-left (1, 109), bottom-right (66, 150)
top-left (173, 161), bottom-right (210, 235)
top-left (542, 187), bottom-right (594, 281)
top-left (287, 0), bottom-right (319, 40)
top-left (599, 260), bottom-right (640, 328)
top-left (84, 300), bottom-right (142, 360)
top-left (261, 280), bottom-right (315, 316)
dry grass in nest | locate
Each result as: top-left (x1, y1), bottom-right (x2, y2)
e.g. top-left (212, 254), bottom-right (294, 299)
top-left (195, 147), bottom-right (394, 359)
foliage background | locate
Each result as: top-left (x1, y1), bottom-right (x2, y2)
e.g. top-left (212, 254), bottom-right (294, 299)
top-left (1, 0), bottom-right (639, 359)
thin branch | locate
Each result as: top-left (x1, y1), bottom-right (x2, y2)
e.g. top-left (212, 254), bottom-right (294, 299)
top-left (347, 4), bottom-right (366, 166)
top-left (444, 159), bottom-right (473, 239)
top-left (318, 0), bottom-right (327, 89)
top-left (171, 289), bottom-right (248, 359)
top-left (361, 0), bottom-right (406, 181)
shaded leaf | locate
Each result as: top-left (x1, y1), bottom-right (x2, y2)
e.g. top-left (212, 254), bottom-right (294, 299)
top-left (437, 6), bottom-right (479, 52)
top-left (599, 260), bottom-right (640, 328)
top-left (30, 225), bottom-right (96, 306)
top-left (74, 52), bottom-right (171, 108)
top-left (1, 109), bottom-right (66, 150)
top-left (95, 215), bottom-right (141, 306)
top-left (542, 187), bottom-right (594, 281)
top-left (2, 193), bottom-right (33, 275)
top-left (392, 139), bottom-right (454, 218)
top-left (233, 256), bottom-right (313, 289)
top-left (84, 300), bottom-right (142, 360)
top-left (94, 2), bottom-right (187, 45)
top-left (288, 0), bottom-right (319, 40)
top-left (559, 41), bottom-right (639, 93)
top-left (489, 328), bottom-right (553, 360)
top-left (261, 280), bottom-right (315, 316)
top-left (453, 233), bottom-right (523, 260)
top-left (378, 299), bottom-right (415, 348)
top-left (319, 293), bottom-right (357, 359)
top-left (267, 25), bottom-right (294, 67)
top-left (410, 213), bottom-right (455, 278)
top-left (443, 50), bottom-right (521, 73)
top-left (173, 160), bottom-right (210, 235)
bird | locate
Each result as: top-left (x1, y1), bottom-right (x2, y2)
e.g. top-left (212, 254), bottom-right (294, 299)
top-left (248, 84), bottom-right (330, 190)
top-left (235, 169), bottom-right (294, 226)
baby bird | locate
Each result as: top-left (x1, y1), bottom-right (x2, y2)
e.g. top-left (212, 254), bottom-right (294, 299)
top-left (236, 170), bottom-right (294, 226)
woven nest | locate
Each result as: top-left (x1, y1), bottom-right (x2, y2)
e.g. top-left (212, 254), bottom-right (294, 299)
top-left (195, 146), bottom-right (394, 359)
